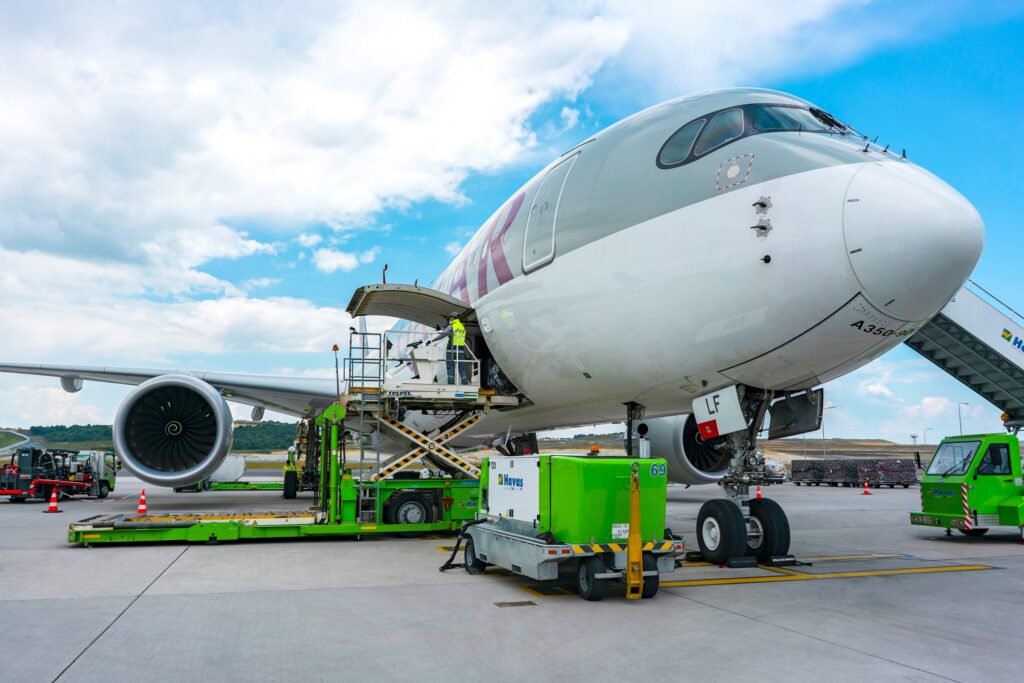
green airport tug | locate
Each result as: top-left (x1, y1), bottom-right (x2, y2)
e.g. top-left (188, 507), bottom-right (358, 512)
top-left (911, 433), bottom-right (1024, 540)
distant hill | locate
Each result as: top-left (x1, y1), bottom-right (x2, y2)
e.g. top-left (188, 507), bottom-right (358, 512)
top-left (26, 421), bottom-right (298, 453)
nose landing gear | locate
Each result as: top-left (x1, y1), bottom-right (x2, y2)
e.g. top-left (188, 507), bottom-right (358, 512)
top-left (694, 388), bottom-right (792, 564)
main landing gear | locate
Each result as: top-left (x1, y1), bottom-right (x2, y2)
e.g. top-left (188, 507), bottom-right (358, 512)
top-left (694, 387), bottom-right (792, 564)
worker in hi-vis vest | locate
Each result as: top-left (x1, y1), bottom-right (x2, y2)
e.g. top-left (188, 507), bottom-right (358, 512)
top-left (430, 311), bottom-right (470, 385)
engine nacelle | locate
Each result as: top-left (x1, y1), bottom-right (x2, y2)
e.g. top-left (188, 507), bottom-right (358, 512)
top-left (113, 374), bottom-right (233, 488)
top-left (640, 414), bottom-right (732, 485)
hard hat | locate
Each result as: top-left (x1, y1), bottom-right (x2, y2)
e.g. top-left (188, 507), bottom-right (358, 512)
top-left (449, 311), bottom-right (460, 318)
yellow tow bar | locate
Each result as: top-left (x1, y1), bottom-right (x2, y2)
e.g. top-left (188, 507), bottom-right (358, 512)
top-left (625, 461), bottom-right (643, 599)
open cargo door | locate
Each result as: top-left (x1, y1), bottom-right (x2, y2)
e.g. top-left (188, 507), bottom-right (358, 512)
top-left (346, 284), bottom-right (476, 330)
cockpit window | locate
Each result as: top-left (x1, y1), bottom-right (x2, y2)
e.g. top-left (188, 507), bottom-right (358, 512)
top-left (657, 119), bottom-right (705, 166)
top-left (751, 105), bottom-right (830, 132)
top-left (694, 109), bottom-right (744, 156)
top-left (657, 102), bottom-right (855, 170)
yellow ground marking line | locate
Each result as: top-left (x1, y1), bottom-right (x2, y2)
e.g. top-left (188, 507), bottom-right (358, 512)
top-left (759, 566), bottom-right (804, 576)
top-left (511, 563), bottom-right (993, 597)
top-left (660, 564), bottom-right (992, 588)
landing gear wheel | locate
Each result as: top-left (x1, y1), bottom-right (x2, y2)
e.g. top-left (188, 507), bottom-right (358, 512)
top-left (641, 553), bottom-right (659, 599)
top-left (463, 537), bottom-right (487, 575)
top-left (576, 555), bottom-right (608, 601)
top-left (745, 498), bottom-right (791, 562)
top-left (387, 493), bottom-right (434, 537)
top-left (697, 499), bottom-right (747, 564)
top-left (97, 482), bottom-right (109, 499)
top-left (959, 528), bottom-right (988, 537)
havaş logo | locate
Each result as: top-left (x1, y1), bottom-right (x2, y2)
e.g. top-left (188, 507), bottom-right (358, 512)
top-left (496, 473), bottom-right (524, 489)
top-left (1001, 328), bottom-right (1024, 352)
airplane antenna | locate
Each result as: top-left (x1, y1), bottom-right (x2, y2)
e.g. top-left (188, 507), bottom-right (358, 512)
top-left (871, 136), bottom-right (879, 143)
top-left (902, 148), bottom-right (907, 159)
top-left (882, 143), bottom-right (890, 153)
top-left (414, 278), bottom-right (418, 287)
top-left (382, 263), bottom-right (388, 284)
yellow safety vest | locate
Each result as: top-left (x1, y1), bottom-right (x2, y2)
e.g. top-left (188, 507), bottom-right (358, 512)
top-left (451, 318), bottom-right (466, 347)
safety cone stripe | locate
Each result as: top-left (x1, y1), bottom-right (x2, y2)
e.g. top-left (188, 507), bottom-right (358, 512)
top-left (137, 489), bottom-right (148, 515)
top-left (43, 488), bottom-right (61, 513)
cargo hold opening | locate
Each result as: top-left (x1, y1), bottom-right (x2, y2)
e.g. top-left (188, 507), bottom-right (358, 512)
top-left (345, 283), bottom-right (521, 396)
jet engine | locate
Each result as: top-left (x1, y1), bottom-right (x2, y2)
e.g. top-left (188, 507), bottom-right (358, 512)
top-left (112, 374), bottom-right (234, 488)
top-left (640, 414), bottom-right (732, 485)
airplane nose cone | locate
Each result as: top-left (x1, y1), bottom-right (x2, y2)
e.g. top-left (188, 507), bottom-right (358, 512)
top-left (844, 161), bottom-right (984, 322)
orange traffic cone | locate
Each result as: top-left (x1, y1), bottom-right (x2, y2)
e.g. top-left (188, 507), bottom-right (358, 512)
top-left (136, 489), bottom-right (148, 515)
top-left (862, 480), bottom-right (872, 495)
top-left (42, 487), bottom-right (62, 513)
top-left (755, 485), bottom-right (763, 499)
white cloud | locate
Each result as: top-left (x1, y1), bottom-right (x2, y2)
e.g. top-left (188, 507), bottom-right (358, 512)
top-left (901, 396), bottom-right (953, 421)
top-left (241, 277), bottom-right (281, 291)
top-left (312, 248), bottom-right (359, 273)
top-left (444, 241), bottom-right (463, 256)
top-left (861, 382), bottom-right (893, 398)
top-left (297, 233), bottom-right (322, 248)
top-left (359, 247), bottom-right (381, 264)
top-left (603, 0), bottom-right (919, 98)
top-left (559, 106), bottom-right (580, 131)
top-left (0, 385), bottom-right (105, 427)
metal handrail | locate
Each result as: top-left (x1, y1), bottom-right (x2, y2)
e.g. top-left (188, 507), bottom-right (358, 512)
top-left (966, 279), bottom-right (1024, 328)
top-left (382, 328), bottom-right (481, 391)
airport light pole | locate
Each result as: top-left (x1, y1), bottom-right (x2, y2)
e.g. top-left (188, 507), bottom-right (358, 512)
top-left (910, 433), bottom-right (918, 445)
top-left (821, 404), bottom-right (835, 456)
top-left (958, 402), bottom-right (969, 435)
top-left (923, 427), bottom-right (933, 445)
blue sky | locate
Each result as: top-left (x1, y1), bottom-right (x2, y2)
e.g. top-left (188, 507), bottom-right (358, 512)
top-left (1, 1), bottom-right (1022, 443)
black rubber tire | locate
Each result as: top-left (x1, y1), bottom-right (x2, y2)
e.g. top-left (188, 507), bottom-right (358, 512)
top-left (745, 498), bottom-right (791, 562)
top-left (793, 482), bottom-right (800, 486)
top-left (387, 492), bottom-right (434, 537)
top-left (97, 482), bottom-right (109, 499)
top-left (576, 555), bottom-right (608, 601)
top-left (283, 470), bottom-right (298, 499)
top-left (10, 496), bottom-right (26, 503)
top-left (463, 536), bottom-right (487, 575)
top-left (697, 499), bottom-right (747, 564)
top-left (902, 484), bottom-right (910, 489)
top-left (959, 528), bottom-right (989, 537)
top-left (641, 553), bottom-right (659, 599)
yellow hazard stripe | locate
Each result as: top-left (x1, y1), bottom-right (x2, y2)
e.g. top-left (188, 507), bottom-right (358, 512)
top-left (570, 541), bottom-right (678, 554)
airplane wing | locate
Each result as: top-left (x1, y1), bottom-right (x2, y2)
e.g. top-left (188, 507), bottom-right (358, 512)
top-left (0, 363), bottom-right (341, 416)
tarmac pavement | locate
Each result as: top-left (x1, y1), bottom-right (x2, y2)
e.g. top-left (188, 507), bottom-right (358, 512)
top-left (1, 477), bottom-right (1021, 682)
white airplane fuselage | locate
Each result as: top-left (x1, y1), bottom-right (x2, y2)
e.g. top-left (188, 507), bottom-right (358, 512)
top-left (408, 88), bottom-right (983, 441)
